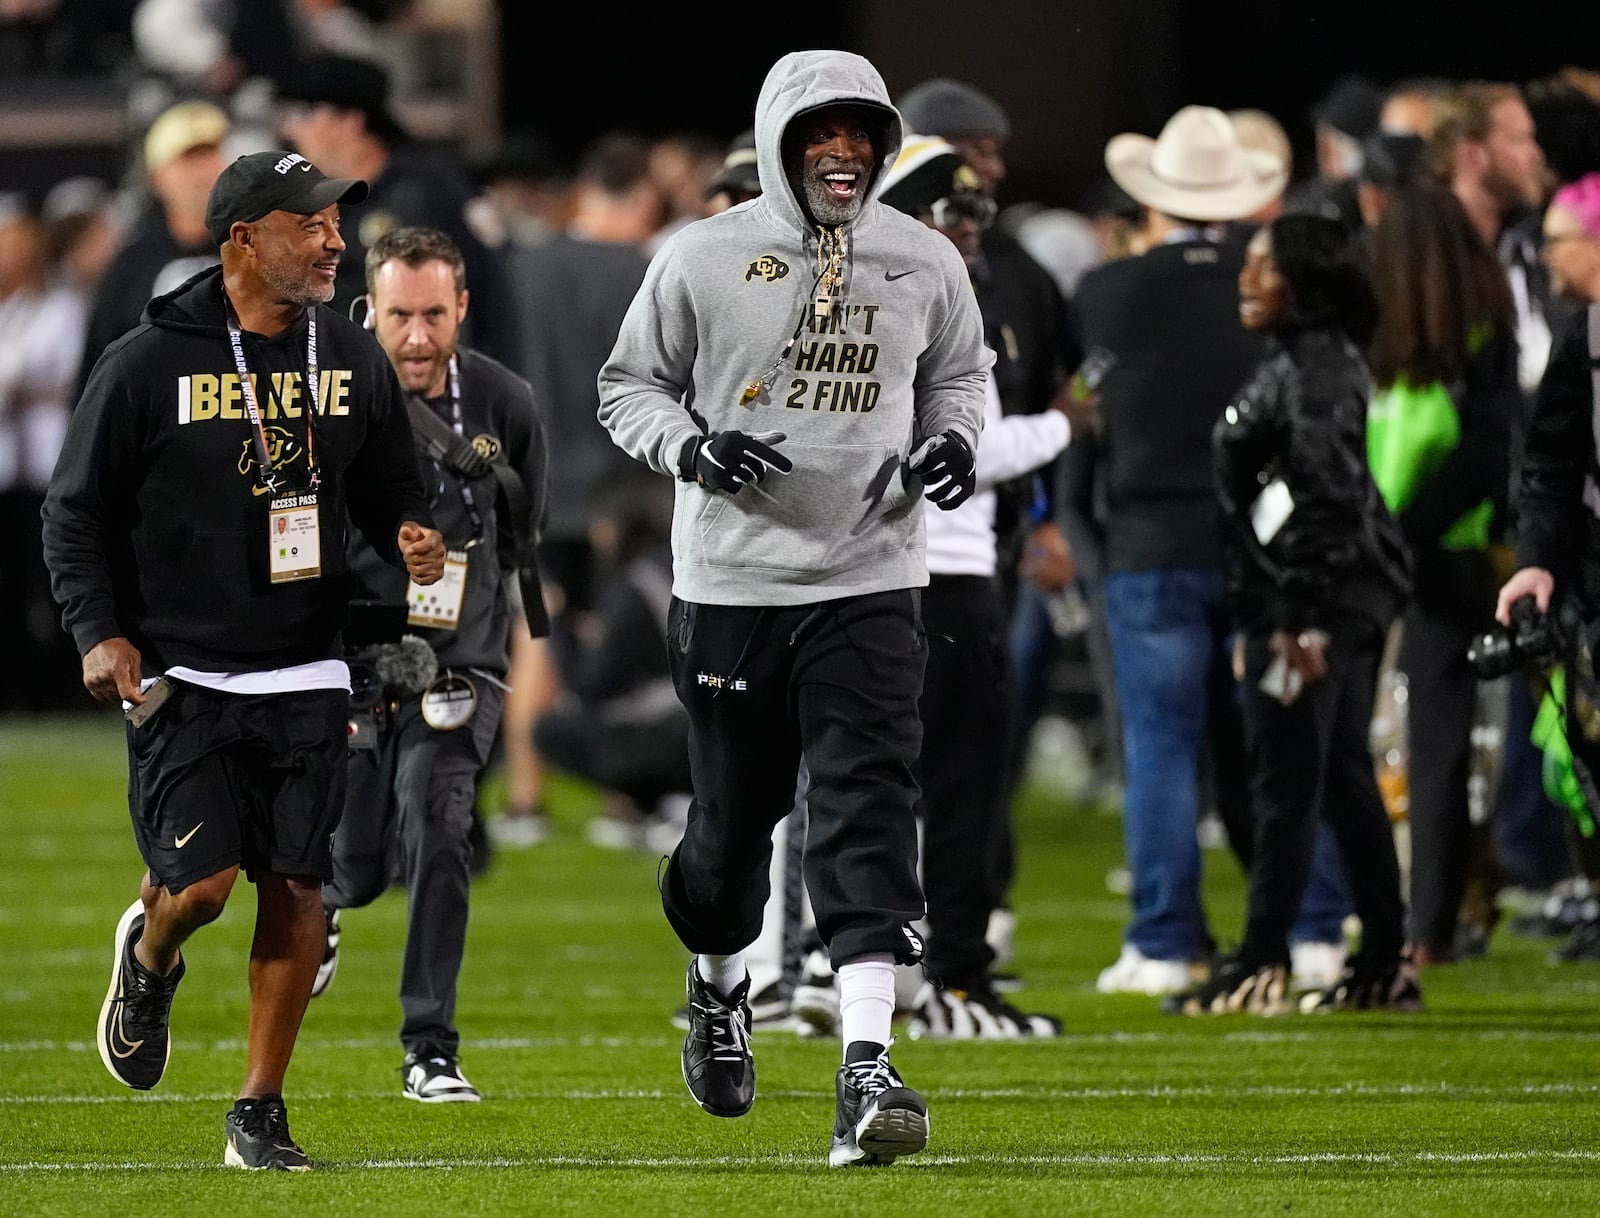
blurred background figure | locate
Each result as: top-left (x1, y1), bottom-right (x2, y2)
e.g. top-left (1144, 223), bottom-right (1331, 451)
top-left (0, 195), bottom-right (95, 710)
top-left (703, 129), bottom-right (760, 215)
top-left (467, 127), bottom-right (573, 251)
top-left (1290, 73), bottom-right (1385, 230)
top-left (274, 50), bottom-right (521, 368)
top-left (646, 130), bottom-right (722, 254)
top-left (896, 76), bottom-right (1085, 977)
top-left (1173, 212), bottom-right (1415, 1017)
top-left (1366, 181), bottom-right (1520, 965)
top-left (532, 469), bottom-right (690, 853)
top-left (1068, 104), bottom-right (1287, 995)
top-left (490, 130), bottom-right (662, 850)
top-left (74, 98), bottom-right (228, 400)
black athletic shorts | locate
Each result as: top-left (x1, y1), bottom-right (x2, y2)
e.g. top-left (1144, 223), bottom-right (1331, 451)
top-left (124, 679), bottom-right (349, 893)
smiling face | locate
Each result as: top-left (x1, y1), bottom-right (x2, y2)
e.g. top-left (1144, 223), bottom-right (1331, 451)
top-left (246, 204), bottom-right (345, 307)
top-left (785, 104), bottom-right (877, 226)
top-left (370, 256), bottom-right (468, 397)
top-left (1238, 226), bottom-right (1291, 331)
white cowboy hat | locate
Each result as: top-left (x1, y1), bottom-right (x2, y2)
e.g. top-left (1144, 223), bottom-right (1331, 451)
top-left (1105, 105), bottom-right (1287, 222)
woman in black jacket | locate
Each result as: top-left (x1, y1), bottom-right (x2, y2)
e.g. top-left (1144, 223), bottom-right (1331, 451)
top-left (1168, 213), bottom-right (1418, 1015)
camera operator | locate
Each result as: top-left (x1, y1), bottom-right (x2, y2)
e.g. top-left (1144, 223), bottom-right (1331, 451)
top-left (1494, 295), bottom-right (1600, 950)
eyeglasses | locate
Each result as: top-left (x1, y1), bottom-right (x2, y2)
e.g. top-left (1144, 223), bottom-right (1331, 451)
top-left (928, 194), bottom-right (997, 230)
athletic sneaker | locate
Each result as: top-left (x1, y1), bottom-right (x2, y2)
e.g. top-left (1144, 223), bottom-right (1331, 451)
top-left (1289, 940), bottom-right (1347, 991)
top-left (224, 1093), bottom-right (311, 1170)
top-left (828, 1044), bottom-right (929, 1168)
top-left (1162, 956), bottom-right (1289, 1016)
top-left (680, 961), bottom-right (755, 1117)
top-left (1298, 957), bottom-right (1424, 1013)
top-left (907, 981), bottom-right (1063, 1038)
top-left (402, 1045), bottom-right (482, 1102)
top-left (1095, 944), bottom-right (1198, 995)
top-left (309, 908), bottom-right (340, 999)
top-left (97, 899), bottom-right (184, 1090)
top-left (790, 948), bottom-right (839, 1037)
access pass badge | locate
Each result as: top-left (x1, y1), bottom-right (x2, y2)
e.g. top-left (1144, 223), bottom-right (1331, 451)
top-left (407, 548), bottom-right (469, 629)
top-left (268, 493), bottom-right (321, 583)
top-left (420, 671), bottom-right (477, 731)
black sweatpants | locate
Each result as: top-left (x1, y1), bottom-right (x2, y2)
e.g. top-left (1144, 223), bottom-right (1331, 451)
top-left (326, 680), bottom-right (503, 1056)
top-left (917, 575), bottom-right (1009, 989)
top-left (662, 589), bottom-right (927, 968)
top-left (1238, 613), bottom-right (1406, 969)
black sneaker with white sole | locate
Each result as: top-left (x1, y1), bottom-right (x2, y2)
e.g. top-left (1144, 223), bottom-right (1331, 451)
top-left (97, 899), bottom-right (184, 1090)
top-left (309, 908), bottom-right (340, 999)
top-left (680, 961), bottom-right (755, 1117)
top-left (402, 1045), bottom-right (482, 1102)
top-left (790, 948), bottom-right (839, 1037)
top-left (224, 1094), bottom-right (311, 1171)
top-left (829, 1043), bottom-right (929, 1168)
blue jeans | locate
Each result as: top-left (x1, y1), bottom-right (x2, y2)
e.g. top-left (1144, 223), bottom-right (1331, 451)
top-left (1104, 566), bottom-right (1231, 961)
top-left (1292, 825), bottom-right (1352, 946)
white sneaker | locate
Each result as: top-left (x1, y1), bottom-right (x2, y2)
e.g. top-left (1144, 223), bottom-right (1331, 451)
top-left (587, 813), bottom-right (645, 851)
top-left (1289, 940), bottom-right (1348, 990)
top-left (488, 811), bottom-right (548, 849)
top-left (1095, 945), bottom-right (1195, 995)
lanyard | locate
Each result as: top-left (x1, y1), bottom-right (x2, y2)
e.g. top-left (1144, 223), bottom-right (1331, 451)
top-left (225, 296), bottom-right (321, 495)
top-left (442, 354), bottom-right (486, 545)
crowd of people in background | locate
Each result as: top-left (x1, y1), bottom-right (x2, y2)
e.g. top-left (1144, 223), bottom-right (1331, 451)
top-left (8, 5), bottom-right (1600, 1054)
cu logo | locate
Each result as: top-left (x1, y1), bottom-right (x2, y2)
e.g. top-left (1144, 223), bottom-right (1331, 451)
top-left (745, 255), bottom-right (790, 283)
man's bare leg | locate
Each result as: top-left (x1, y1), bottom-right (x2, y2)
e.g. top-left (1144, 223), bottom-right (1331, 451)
top-left (239, 872), bottom-right (325, 1098)
top-left (137, 867), bottom-right (238, 975)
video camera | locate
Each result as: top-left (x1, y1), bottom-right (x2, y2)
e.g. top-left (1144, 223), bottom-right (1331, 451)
top-left (1467, 594), bottom-right (1563, 680)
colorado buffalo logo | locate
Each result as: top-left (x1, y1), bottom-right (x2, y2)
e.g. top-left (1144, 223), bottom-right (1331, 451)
top-left (745, 255), bottom-right (789, 283)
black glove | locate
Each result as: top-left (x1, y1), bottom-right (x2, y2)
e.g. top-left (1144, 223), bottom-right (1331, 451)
top-left (680, 430), bottom-right (793, 493)
top-left (909, 430), bottom-right (976, 509)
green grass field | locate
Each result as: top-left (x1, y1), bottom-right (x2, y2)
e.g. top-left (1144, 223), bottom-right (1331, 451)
top-left (3, 713), bottom-right (1599, 1217)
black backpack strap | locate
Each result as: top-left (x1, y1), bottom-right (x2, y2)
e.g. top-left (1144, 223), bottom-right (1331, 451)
top-left (405, 396), bottom-right (549, 638)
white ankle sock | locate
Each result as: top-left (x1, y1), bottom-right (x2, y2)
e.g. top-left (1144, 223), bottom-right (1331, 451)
top-left (837, 955), bottom-right (896, 1058)
top-left (697, 952), bottom-right (747, 997)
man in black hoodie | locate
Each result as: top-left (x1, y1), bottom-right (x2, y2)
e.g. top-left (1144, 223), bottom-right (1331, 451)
top-left (41, 151), bottom-right (445, 1171)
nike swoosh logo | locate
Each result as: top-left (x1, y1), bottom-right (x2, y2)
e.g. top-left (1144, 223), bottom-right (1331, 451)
top-left (109, 1000), bottom-right (145, 1058)
top-left (175, 822), bottom-right (204, 848)
top-left (885, 270), bottom-right (917, 281)
top-left (252, 484), bottom-right (271, 497)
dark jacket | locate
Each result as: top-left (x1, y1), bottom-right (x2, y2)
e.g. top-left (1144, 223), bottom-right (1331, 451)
top-left (972, 227), bottom-right (1080, 565)
top-left (1214, 327), bottom-right (1411, 634)
top-left (1063, 232), bottom-right (1263, 574)
top-left (346, 347), bottom-right (548, 674)
top-left (42, 265), bottom-right (433, 675)
top-left (1517, 305), bottom-right (1600, 612)
top-left (509, 231), bottom-right (651, 542)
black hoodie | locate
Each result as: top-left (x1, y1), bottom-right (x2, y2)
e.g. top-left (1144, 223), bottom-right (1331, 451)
top-left (42, 266), bottom-right (433, 675)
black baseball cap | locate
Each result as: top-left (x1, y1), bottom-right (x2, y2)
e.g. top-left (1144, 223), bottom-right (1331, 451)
top-left (204, 150), bottom-right (369, 247)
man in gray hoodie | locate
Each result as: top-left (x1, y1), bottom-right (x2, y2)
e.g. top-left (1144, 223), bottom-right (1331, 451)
top-left (599, 49), bottom-right (990, 1167)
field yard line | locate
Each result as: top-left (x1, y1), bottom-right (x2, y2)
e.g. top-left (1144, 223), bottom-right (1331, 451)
top-left (7, 1026), bottom-right (1600, 1054)
top-left (5, 1080), bottom-right (1599, 1104)
top-left (5, 1148), bottom-right (1600, 1172)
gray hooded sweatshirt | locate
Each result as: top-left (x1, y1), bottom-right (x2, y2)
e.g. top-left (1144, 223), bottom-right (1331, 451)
top-left (597, 49), bottom-right (991, 606)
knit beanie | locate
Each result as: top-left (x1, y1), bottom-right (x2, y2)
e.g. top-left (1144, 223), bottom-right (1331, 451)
top-left (895, 79), bottom-right (1010, 141)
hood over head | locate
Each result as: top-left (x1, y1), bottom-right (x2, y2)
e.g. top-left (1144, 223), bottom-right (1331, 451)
top-left (753, 49), bottom-right (901, 232)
